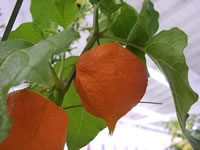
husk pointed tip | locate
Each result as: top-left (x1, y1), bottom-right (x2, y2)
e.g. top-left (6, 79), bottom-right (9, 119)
top-left (105, 119), bottom-right (117, 136)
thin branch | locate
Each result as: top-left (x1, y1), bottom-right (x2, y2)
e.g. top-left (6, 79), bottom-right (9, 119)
top-left (140, 101), bottom-right (162, 105)
top-left (48, 62), bottom-right (63, 90)
top-left (97, 39), bottom-right (100, 45)
top-left (48, 86), bottom-right (55, 99)
top-left (58, 52), bottom-right (66, 80)
top-left (63, 105), bottom-right (82, 110)
top-left (2, 0), bottom-right (23, 41)
top-left (93, 4), bottom-right (99, 35)
top-left (63, 101), bottom-right (162, 110)
top-left (99, 34), bottom-right (146, 53)
top-left (62, 5), bottom-right (100, 94)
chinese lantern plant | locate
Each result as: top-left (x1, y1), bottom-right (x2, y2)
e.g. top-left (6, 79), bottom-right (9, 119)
top-left (0, 0), bottom-right (199, 150)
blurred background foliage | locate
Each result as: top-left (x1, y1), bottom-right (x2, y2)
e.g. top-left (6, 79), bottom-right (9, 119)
top-left (164, 114), bottom-right (200, 150)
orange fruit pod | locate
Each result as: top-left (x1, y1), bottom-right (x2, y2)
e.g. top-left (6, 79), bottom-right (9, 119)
top-left (0, 89), bottom-right (68, 150)
top-left (74, 43), bottom-right (148, 134)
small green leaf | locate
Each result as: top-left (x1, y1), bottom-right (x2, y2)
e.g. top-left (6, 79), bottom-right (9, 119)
top-left (146, 28), bottom-right (200, 149)
top-left (51, 0), bottom-right (79, 29)
top-left (127, 0), bottom-right (159, 64)
top-left (30, 0), bottom-right (53, 29)
top-left (9, 22), bottom-right (45, 43)
top-left (0, 27), bottom-right (80, 143)
top-left (128, 0), bottom-right (159, 43)
top-left (110, 3), bottom-right (138, 39)
top-left (99, 0), bottom-right (121, 16)
top-left (62, 82), bottom-right (106, 150)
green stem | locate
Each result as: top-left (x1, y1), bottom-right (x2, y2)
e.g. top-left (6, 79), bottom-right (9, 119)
top-left (93, 4), bottom-right (99, 35)
top-left (63, 105), bottom-right (82, 110)
top-left (62, 33), bottom-right (99, 93)
top-left (62, 5), bottom-right (100, 96)
top-left (48, 86), bottom-right (55, 99)
top-left (99, 34), bottom-right (146, 53)
top-left (55, 90), bottom-right (65, 106)
top-left (58, 52), bottom-right (66, 80)
top-left (2, 0), bottom-right (23, 41)
top-left (63, 101), bottom-right (161, 110)
top-left (48, 63), bottom-right (63, 90)
top-left (140, 101), bottom-right (162, 105)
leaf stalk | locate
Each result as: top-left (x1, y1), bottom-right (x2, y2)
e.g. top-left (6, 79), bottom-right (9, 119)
top-left (59, 5), bottom-right (100, 106)
top-left (99, 34), bottom-right (147, 53)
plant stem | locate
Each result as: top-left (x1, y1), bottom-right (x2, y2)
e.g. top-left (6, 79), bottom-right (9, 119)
top-left (2, 0), bottom-right (23, 41)
top-left (63, 105), bottom-right (82, 110)
top-left (48, 86), bottom-right (55, 99)
top-left (140, 101), bottom-right (162, 105)
top-left (63, 101), bottom-right (161, 110)
top-left (62, 33), bottom-right (99, 93)
top-left (99, 34), bottom-right (146, 53)
top-left (93, 4), bottom-right (99, 35)
top-left (48, 62), bottom-right (63, 90)
top-left (62, 5), bottom-right (100, 98)
top-left (58, 52), bottom-right (66, 80)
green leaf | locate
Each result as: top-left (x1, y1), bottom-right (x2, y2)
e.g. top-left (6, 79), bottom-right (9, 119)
top-left (128, 0), bottom-right (159, 43)
top-left (62, 82), bottom-right (106, 150)
top-left (0, 40), bottom-right (33, 143)
top-left (127, 0), bottom-right (159, 64)
top-left (51, 0), bottom-right (78, 29)
top-left (89, 0), bottom-right (99, 4)
top-left (9, 22), bottom-right (45, 44)
top-left (30, 0), bottom-right (54, 29)
top-left (99, 0), bottom-right (121, 16)
top-left (0, 40), bottom-right (33, 66)
top-left (110, 3), bottom-right (138, 39)
top-left (146, 28), bottom-right (200, 149)
top-left (0, 27), bottom-right (79, 143)
top-left (31, 0), bottom-right (78, 29)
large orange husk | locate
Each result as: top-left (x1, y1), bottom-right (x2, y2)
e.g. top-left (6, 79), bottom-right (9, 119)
top-left (74, 43), bottom-right (148, 134)
top-left (0, 89), bottom-right (68, 150)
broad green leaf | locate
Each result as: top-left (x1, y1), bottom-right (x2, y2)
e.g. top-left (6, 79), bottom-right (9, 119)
top-left (62, 82), bottom-right (106, 150)
top-left (0, 27), bottom-right (79, 143)
top-left (31, 0), bottom-right (78, 29)
top-left (127, 0), bottom-right (159, 64)
top-left (99, 0), bottom-right (121, 16)
top-left (0, 40), bottom-right (32, 143)
top-left (51, 0), bottom-right (78, 29)
top-left (30, 0), bottom-right (53, 29)
top-left (146, 28), bottom-right (200, 149)
top-left (9, 22), bottom-right (45, 44)
top-left (0, 40), bottom-right (33, 66)
top-left (110, 3), bottom-right (138, 39)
